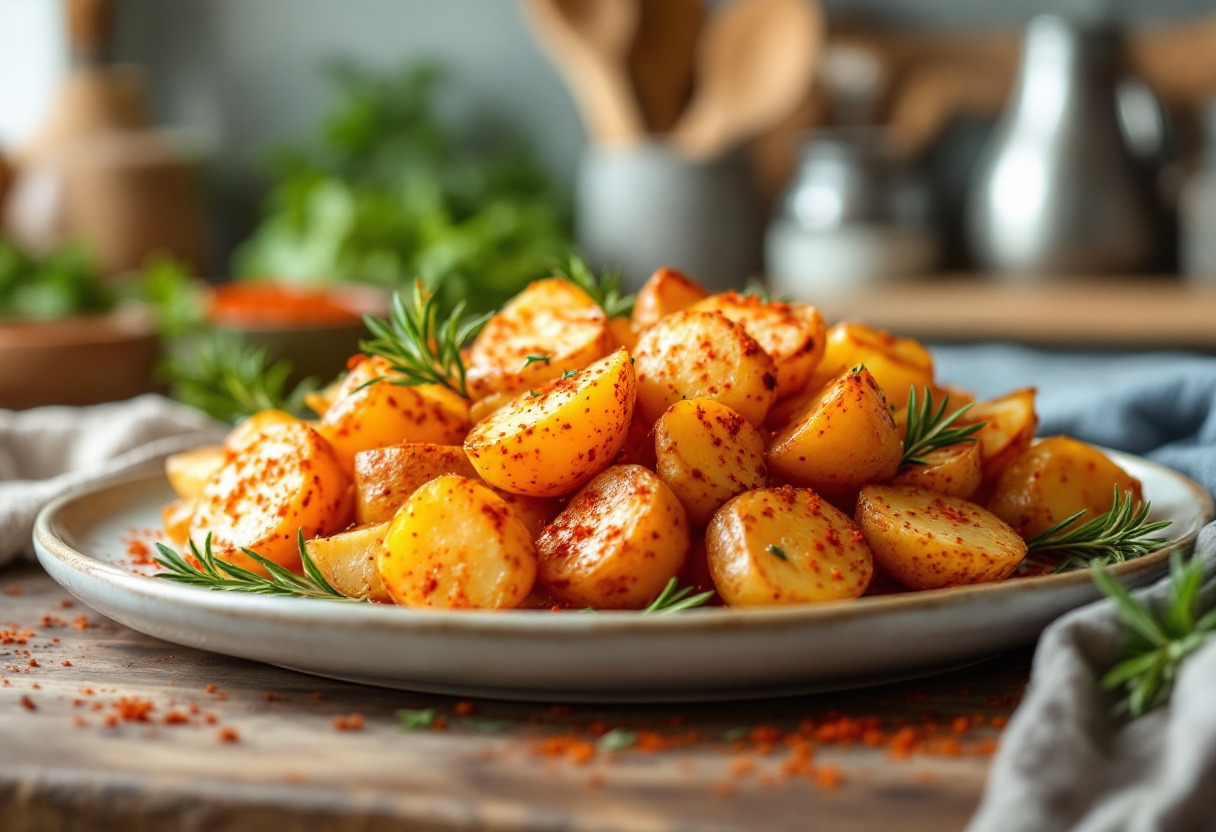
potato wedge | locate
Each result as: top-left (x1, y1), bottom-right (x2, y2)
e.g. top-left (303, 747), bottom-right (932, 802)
top-left (654, 399), bottom-right (768, 525)
top-left (380, 475), bottom-right (537, 609)
top-left (690, 292), bottom-right (826, 399)
top-left (162, 498), bottom-right (195, 545)
top-left (466, 278), bottom-right (611, 400)
top-left (957, 388), bottom-right (1038, 486)
top-left (189, 422), bottom-right (352, 574)
top-left (856, 485), bottom-right (1027, 590)
top-left (706, 486), bottom-right (873, 606)
top-left (304, 376), bottom-right (346, 419)
top-left (767, 367), bottom-right (902, 494)
top-left (988, 437), bottom-right (1144, 538)
top-left (165, 446), bottom-right (226, 500)
top-left (468, 390), bottom-right (515, 425)
top-left (806, 322), bottom-right (934, 408)
top-left (317, 356), bottom-right (471, 473)
top-left (354, 443), bottom-right (479, 525)
top-left (634, 310), bottom-right (777, 427)
top-left (225, 409), bottom-right (300, 453)
top-left (537, 464), bottom-right (689, 609)
top-left (891, 441), bottom-right (983, 500)
top-left (607, 316), bottom-right (639, 353)
top-left (307, 522), bottom-right (393, 603)
top-left (465, 348), bottom-right (636, 497)
top-left (632, 267), bottom-right (709, 330)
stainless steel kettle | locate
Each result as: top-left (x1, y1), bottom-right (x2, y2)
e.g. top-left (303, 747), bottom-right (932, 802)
top-left (967, 14), bottom-right (1158, 276)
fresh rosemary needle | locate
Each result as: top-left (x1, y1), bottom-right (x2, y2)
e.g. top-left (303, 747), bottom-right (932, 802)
top-left (1094, 552), bottom-right (1216, 717)
top-left (644, 577), bottom-right (714, 614)
top-left (359, 282), bottom-right (492, 399)
top-left (554, 255), bottom-right (636, 319)
top-left (899, 386), bottom-right (984, 468)
top-left (153, 530), bottom-right (351, 600)
top-left (1025, 486), bottom-right (1173, 568)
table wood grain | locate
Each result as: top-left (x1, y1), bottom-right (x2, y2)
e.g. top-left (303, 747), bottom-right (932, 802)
top-left (1, 563), bottom-right (1028, 832)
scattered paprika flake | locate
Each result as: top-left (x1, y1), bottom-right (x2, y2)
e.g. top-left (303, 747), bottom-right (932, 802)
top-left (454, 701), bottom-right (476, 717)
top-left (217, 727), bottom-right (240, 743)
top-left (333, 713), bottom-right (364, 731)
top-left (19, 695), bottom-right (36, 711)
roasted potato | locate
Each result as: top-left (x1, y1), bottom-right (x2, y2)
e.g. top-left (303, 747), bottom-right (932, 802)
top-left (607, 316), bottom-right (639, 353)
top-left (689, 292), bottom-right (826, 399)
top-left (634, 310), bottom-right (777, 427)
top-left (468, 391), bottom-right (515, 425)
top-left (162, 498), bottom-right (195, 545)
top-left (616, 412), bottom-right (659, 469)
top-left (537, 464), bottom-right (689, 609)
top-left (632, 267), bottom-right (709, 330)
top-left (767, 367), bottom-right (902, 494)
top-left (307, 522), bottom-right (393, 603)
top-left (465, 278), bottom-right (611, 400)
top-left (354, 443), bottom-right (479, 525)
top-left (891, 441), bottom-right (983, 500)
top-left (892, 385), bottom-right (976, 441)
top-left (987, 437), bottom-right (1144, 538)
top-left (465, 348), bottom-right (636, 497)
top-left (806, 322), bottom-right (934, 408)
top-left (957, 388), bottom-right (1038, 486)
top-left (654, 399), bottom-right (768, 525)
top-left (856, 485), bottom-right (1027, 590)
top-left (165, 446), bottom-right (226, 500)
top-left (188, 422), bottom-right (352, 575)
top-left (225, 409), bottom-right (300, 453)
top-left (706, 486), bottom-right (874, 606)
top-left (317, 356), bottom-right (471, 473)
top-left (381, 476), bottom-right (537, 609)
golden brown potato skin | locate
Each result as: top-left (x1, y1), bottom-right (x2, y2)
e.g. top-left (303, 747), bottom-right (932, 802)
top-left (767, 368), bottom-right (902, 494)
top-left (957, 388), bottom-right (1039, 489)
top-left (165, 446), bottom-right (226, 501)
top-left (536, 465), bottom-right (689, 609)
top-left (706, 486), bottom-right (873, 606)
top-left (307, 523), bottom-right (393, 603)
top-left (987, 437), bottom-right (1144, 538)
top-left (805, 323), bottom-right (935, 408)
top-left (856, 485), bottom-right (1027, 591)
top-left (631, 267), bottom-right (709, 330)
top-left (354, 444), bottom-right (479, 525)
top-left (654, 399), bottom-right (768, 525)
top-left (891, 441), bottom-right (983, 500)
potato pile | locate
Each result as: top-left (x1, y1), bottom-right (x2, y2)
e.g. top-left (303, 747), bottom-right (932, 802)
top-left (162, 268), bottom-right (1144, 610)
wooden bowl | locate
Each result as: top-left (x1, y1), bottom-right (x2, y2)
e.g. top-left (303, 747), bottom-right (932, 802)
top-left (0, 304), bottom-right (159, 410)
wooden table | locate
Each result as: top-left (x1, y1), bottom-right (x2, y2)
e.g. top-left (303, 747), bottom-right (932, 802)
top-left (1, 563), bottom-right (1028, 832)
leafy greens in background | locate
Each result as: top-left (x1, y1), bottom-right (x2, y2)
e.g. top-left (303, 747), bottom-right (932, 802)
top-left (234, 62), bottom-right (574, 316)
top-left (0, 238), bottom-right (113, 320)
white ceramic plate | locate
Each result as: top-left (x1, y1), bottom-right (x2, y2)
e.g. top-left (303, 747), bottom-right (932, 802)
top-left (33, 452), bottom-right (1213, 703)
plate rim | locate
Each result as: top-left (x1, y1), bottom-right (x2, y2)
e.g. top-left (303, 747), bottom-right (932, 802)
top-left (32, 449), bottom-right (1214, 636)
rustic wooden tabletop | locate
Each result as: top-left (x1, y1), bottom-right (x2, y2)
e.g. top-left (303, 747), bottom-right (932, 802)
top-left (1, 562), bottom-right (1027, 832)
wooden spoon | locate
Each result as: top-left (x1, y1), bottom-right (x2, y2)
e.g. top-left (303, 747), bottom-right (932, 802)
top-left (628, 0), bottom-right (706, 133)
top-left (521, 0), bottom-right (645, 146)
top-left (671, 0), bottom-right (824, 160)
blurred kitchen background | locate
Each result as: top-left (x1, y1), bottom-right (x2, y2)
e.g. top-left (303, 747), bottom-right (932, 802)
top-left (2, 0), bottom-right (1216, 413)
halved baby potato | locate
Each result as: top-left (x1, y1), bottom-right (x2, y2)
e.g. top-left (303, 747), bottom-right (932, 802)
top-left (465, 278), bottom-right (611, 400)
top-left (689, 292), bottom-right (825, 399)
top-left (706, 486), bottom-right (874, 606)
top-left (806, 322), bottom-right (934, 408)
top-left (654, 399), bottom-right (768, 525)
top-left (537, 464), bottom-right (689, 609)
top-left (317, 356), bottom-right (471, 473)
top-left (165, 446), bottom-right (226, 500)
top-left (464, 348), bottom-right (636, 497)
top-left (188, 422), bottom-right (352, 575)
top-left (380, 475), bottom-right (537, 609)
top-left (856, 485), bottom-right (1027, 590)
top-left (987, 436), bottom-right (1144, 538)
top-left (957, 388), bottom-right (1039, 486)
top-left (307, 522), bottom-right (393, 603)
top-left (225, 409), bottom-right (300, 453)
top-left (631, 267), bottom-right (709, 330)
top-left (767, 367), bottom-right (902, 494)
top-left (634, 309), bottom-right (777, 427)
top-left (891, 441), bottom-right (983, 500)
top-left (354, 443), bottom-right (479, 525)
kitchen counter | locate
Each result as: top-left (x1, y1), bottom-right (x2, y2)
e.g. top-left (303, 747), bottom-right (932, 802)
top-left (0, 562), bottom-right (1026, 832)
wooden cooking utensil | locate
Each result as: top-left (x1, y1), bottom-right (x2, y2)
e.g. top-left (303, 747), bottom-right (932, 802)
top-left (521, 0), bottom-right (645, 146)
top-left (627, 0), bottom-right (706, 134)
top-left (671, 0), bottom-right (824, 160)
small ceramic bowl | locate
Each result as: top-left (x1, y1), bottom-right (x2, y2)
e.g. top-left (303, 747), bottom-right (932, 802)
top-left (0, 303), bottom-right (159, 410)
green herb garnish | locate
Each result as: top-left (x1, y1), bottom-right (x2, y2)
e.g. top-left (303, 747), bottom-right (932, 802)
top-left (766, 544), bottom-right (788, 561)
top-left (561, 369), bottom-right (579, 381)
top-left (522, 353), bottom-right (551, 368)
top-left (1095, 553), bottom-right (1215, 717)
top-left (398, 708), bottom-right (439, 730)
top-left (360, 283), bottom-right (492, 399)
top-left (644, 577), bottom-right (713, 614)
top-left (1026, 487), bottom-right (1172, 568)
top-left (899, 386), bottom-right (984, 468)
top-left (153, 531), bottom-right (348, 600)
top-left (597, 728), bottom-right (638, 751)
top-left (555, 255), bottom-right (635, 319)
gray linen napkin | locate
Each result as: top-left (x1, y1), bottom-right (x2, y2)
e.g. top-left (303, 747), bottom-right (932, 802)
top-left (932, 345), bottom-right (1216, 832)
top-left (0, 394), bottom-right (226, 568)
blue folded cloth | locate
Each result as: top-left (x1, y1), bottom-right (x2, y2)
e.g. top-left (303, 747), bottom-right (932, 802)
top-left (931, 344), bottom-right (1216, 832)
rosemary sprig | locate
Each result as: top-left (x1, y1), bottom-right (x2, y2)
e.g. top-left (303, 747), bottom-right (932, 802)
top-left (899, 386), bottom-right (984, 468)
top-left (644, 577), bottom-right (714, 614)
top-left (1025, 487), bottom-right (1173, 568)
top-left (554, 255), bottom-right (635, 319)
top-left (159, 331), bottom-right (317, 425)
top-left (360, 283), bottom-right (492, 398)
top-left (153, 531), bottom-right (350, 600)
top-left (740, 279), bottom-right (793, 304)
top-left (1094, 553), bottom-right (1216, 717)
